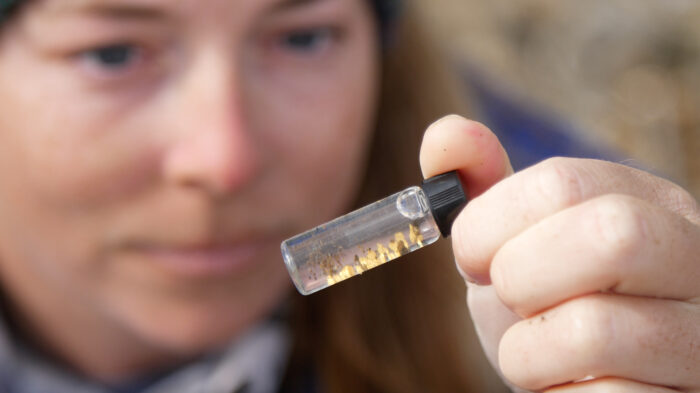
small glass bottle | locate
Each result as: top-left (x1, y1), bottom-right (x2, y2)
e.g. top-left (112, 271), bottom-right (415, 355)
top-left (281, 171), bottom-right (467, 295)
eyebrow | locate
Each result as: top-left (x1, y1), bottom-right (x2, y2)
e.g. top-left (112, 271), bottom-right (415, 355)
top-left (272, 0), bottom-right (327, 12)
top-left (55, 0), bottom-right (170, 21)
top-left (54, 0), bottom-right (330, 22)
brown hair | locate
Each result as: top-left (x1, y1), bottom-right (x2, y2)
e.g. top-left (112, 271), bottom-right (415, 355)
top-left (287, 3), bottom-right (506, 392)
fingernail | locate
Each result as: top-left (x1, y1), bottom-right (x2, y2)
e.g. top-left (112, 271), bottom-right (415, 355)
top-left (455, 259), bottom-right (491, 285)
top-left (455, 259), bottom-right (478, 284)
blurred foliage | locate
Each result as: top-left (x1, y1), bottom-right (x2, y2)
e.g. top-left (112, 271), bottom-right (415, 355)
top-left (418, 0), bottom-right (700, 197)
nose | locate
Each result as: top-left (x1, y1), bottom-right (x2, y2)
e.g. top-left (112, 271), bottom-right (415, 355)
top-left (162, 48), bottom-right (260, 196)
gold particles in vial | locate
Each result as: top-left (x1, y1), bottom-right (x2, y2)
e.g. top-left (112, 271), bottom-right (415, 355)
top-left (409, 222), bottom-right (424, 246)
top-left (324, 223), bottom-right (423, 286)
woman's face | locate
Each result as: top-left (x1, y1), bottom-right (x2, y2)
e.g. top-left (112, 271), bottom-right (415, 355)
top-left (0, 0), bottom-right (378, 355)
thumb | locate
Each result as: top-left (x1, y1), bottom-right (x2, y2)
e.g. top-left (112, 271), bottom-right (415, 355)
top-left (421, 115), bottom-right (526, 391)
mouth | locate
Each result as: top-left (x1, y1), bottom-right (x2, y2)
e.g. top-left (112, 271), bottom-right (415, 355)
top-left (128, 241), bottom-right (271, 278)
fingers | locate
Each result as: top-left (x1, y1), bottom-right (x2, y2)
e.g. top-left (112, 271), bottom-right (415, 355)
top-left (421, 117), bottom-right (700, 393)
top-left (466, 283), bottom-right (521, 373)
top-left (419, 115), bottom-right (513, 198)
top-left (490, 194), bottom-right (700, 317)
top-left (466, 283), bottom-right (528, 393)
top-left (546, 378), bottom-right (679, 393)
top-left (453, 157), bottom-right (700, 284)
top-left (499, 294), bottom-right (700, 392)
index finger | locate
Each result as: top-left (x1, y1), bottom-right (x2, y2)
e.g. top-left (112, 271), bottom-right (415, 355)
top-left (419, 115), bottom-right (513, 199)
top-left (452, 157), bottom-right (699, 284)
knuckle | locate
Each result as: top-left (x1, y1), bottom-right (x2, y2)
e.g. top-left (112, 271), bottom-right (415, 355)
top-left (666, 183), bottom-right (700, 223)
top-left (490, 247), bottom-right (522, 311)
top-left (450, 200), bottom-right (495, 275)
top-left (532, 157), bottom-right (585, 209)
top-left (560, 296), bottom-right (617, 364)
top-left (451, 211), bottom-right (474, 265)
top-left (498, 326), bottom-right (532, 388)
top-left (588, 195), bottom-right (647, 266)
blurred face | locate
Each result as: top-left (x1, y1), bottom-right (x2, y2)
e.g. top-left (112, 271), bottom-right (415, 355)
top-left (0, 0), bottom-right (378, 359)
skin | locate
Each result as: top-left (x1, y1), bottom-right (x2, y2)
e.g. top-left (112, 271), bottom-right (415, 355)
top-left (420, 115), bottom-right (700, 393)
top-left (0, 0), bottom-right (378, 382)
top-left (2, 0), bottom-right (696, 390)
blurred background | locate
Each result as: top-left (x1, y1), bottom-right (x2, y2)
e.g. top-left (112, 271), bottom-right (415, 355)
top-left (417, 0), bottom-right (700, 197)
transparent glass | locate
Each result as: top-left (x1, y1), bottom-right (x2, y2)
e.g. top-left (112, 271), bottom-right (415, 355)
top-left (281, 186), bottom-right (440, 295)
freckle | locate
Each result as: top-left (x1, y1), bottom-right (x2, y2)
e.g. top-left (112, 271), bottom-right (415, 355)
top-left (540, 315), bottom-right (546, 322)
top-left (443, 148), bottom-right (447, 152)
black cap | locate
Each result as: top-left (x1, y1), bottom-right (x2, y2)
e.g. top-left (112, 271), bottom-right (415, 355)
top-left (421, 171), bottom-right (468, 238)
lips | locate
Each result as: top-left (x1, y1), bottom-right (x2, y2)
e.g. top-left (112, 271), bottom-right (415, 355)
top-left (130, 241), bottom-right (270, 278)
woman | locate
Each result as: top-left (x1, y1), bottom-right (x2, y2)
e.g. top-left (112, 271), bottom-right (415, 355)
top-left (0, 1), bottom-right (698, 393)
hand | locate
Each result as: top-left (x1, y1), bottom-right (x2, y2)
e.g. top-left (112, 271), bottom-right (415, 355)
top-left (419, 115), bottom-right (700, 392)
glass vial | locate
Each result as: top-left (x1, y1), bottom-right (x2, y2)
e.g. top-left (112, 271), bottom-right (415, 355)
top-left (281, 171), bottom-right (467, 295)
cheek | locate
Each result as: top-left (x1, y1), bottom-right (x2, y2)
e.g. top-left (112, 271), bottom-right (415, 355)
top-left (248, 38), bottom-right (379, 228)
top-left (0, 69), bottom-right (164, 283)
top-left (0, 59), bottom-right (162, 208)
top-left (13, 119), bottom-right (160, 206)
top-left (257, 83), bottom-right (377, 228)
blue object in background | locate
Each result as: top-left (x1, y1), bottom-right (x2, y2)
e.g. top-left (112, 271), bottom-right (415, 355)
top-left (465, 66), bottom-right (619, 171)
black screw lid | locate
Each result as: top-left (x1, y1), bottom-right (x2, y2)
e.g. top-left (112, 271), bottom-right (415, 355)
top-left (421, 171), bottom-right (468, 237)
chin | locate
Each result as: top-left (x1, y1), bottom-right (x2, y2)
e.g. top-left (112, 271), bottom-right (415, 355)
top-left (107, 269), bottom-right (292, 357)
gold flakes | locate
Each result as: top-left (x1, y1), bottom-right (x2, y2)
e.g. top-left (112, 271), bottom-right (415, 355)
top-left (376, 243), bottom-right (390, 263)
top-left (395, 232), bottom-right (407, 244)
top-left (326, 264), bottom-right (359, 286)
top-left (321, 224), bottom-right (425, 287)
top-left (409, 223), bottom-right (424, 247)
top-left (388, 232), bottom-right (409, 257)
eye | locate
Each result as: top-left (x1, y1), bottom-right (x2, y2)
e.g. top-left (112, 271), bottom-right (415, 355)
top-left (78, 44), bottom-right (143, 72)
top-left (280, 27), bottom-right (337, 53)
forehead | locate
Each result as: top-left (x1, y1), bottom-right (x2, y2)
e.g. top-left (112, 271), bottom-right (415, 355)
top-left (43, 0), bottom-right (328, 15)
top-left (19, 0), bottom-right (347, 34)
